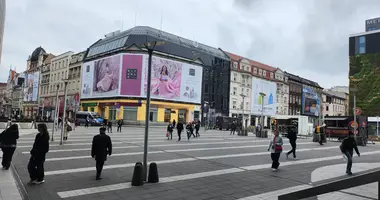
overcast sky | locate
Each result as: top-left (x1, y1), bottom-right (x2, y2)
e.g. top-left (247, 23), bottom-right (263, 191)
top-left (2, 0), bottom-right (380, 88)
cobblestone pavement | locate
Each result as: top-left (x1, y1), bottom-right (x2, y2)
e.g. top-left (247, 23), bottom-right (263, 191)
top-left (9, 126), bottom-right (380, 200)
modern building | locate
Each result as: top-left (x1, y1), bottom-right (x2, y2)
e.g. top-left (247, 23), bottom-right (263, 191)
top-left (42, 51), bottom-right (73, 119)
top-left (285, 72), bottom-right (323, 125)
top-left (321, 91), bottom-right (346, 117)
top-left (349, 20), bottom-right (380, 116)
top-left (80, 26), bottom-right (230, 124)
top-left (23, 47), bottom-right (52, 118)
top-left (0, 0), bottom-right (5, 65)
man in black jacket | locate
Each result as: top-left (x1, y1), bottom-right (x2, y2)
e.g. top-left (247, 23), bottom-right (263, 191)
top-left (0, 124), bottom-right (19, 170)
top-left (340, 131), bottom-right (360, 175)
top-left (91, 127), bottom-right (112, 180)
top-left (285, 127), bottom-right (298, 160)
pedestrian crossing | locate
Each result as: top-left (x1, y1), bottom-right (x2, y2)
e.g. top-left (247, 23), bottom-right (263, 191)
top-left (13, 127), bottom-right (380, 200)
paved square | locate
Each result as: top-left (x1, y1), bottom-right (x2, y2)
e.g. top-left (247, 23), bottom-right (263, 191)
top-left (10, 127), bottom-right (380, 200)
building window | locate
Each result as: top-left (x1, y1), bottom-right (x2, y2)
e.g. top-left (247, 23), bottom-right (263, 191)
top-left (164, 109), bottom-right (171, 122)
top-left (359, 36), bottom-right (366, 54)
top-left (259, 69), bottom-right (262, 75)
top-left (270, 72), bottom-right (274, 79)
top-left (233, 73), bottom-right (237, 81)
top-left (123, 106), bottom-right (137, 121)
top-left (263, 70), bottom-right (267, 77)
top-left (108, 106), bottom-right (117, 120)
top-left (254, 68), bottom-right (257, 74)
top-left (233, 62), bottom-right (238, 69)
top-left (233, 87), bottom-right (237, 95)
top-left (232, 101), bottom-right (236, 109)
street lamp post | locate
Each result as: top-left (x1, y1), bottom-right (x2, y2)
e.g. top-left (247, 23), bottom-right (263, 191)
top-left (60, 80), bottom-right (69, 145)
top-left (240, 94), bottom-right (246, 128)
top-left (51, 84), bottom-right (60, 142)
top-left (142, 41), bottom-right (165, 181)
top-left (259, 92), bottom-right (266, 131)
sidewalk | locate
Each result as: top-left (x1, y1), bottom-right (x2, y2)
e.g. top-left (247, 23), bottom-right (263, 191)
top-left (0, 129), bottom-right (37, 200)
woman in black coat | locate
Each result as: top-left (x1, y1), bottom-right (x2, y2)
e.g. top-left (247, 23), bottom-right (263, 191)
top-left (0, 124), bottom-right (19, 170)
top-left (28, 124), bottom-right (50, 184)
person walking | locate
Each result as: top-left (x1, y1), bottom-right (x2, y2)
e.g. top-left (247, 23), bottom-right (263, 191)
top-left (63, 119), bottom-right (72, 141)
top-left (340, 131), bottom-right (360, 175)
top-left (167, 122), bottom-right (174, 140)
top-left (268, 129), bottom-right (283, 171)
top-left (176, 121), bottom-right (184, 141)
top-left (85, 116), bottom-right (89, 128)
top-left (230, 121), bottom-right (237, 135)
top-left (285, 127), bottom-right (298, 160)
top-left (117, 119), bottom-right (123, 132)
top-left (195, 120), bottom-right (200, 137)
top-left (28, 124), bottom-right (50, 184)
top-left (186, 122), bottom-right (195, 141)
top-left (0, 124), bottom-right (19, 170)
top-left (91, 127), bottom-right (112, 180)
top-left (172, 119), bottom-right (176, 129)
top-left (107, 120), bottom-right (112, 133)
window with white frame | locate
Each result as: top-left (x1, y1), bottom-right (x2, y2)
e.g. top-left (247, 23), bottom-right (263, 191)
top-left (263, 70), bottom-right (267, 77)
top-left (233, 73), bottom-right (237, 81)
top-left (254, 68), bottom-right (257, 74)
top-left (233, 87), bottom-right (237, 95)
top-left (232, 101), bottom-right (237, 109)
top-left (233, 62), bottom-right (238, 69)
top-left (270, 72), bottom-right (274, 79)
top-left (259, 69), bottom-right (262, 75)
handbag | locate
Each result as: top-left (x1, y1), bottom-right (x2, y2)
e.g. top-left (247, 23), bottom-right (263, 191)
top-left (67, 125), bottom-right (72, 132)
top-left (273, 136), bottom-right (283, 151)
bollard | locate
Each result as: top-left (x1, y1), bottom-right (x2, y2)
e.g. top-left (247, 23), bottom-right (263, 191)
top-left (131, 162), bottom-right (144, 186)
top-left (148, 162), bottom-right (159, 183)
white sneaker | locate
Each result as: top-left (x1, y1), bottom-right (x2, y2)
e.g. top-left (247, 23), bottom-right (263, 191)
top-left (35, 180), bottom-right (45, 184)
top-left (294, 157), bottom-right (299, 160)
top-left (272, 168), bottom-right (278, 171)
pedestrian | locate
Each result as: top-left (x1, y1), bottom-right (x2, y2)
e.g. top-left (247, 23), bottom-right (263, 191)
top-left (91, 127), bottom-right (112, 180)
top-left (107, 120), bottom-right (112, 133)
top-left (63, 120), bottom-right (72, 141)
top-left (230, 121), bottom-right (237, 135)
top-left (167, 122), bottom-right (174, 140)
top-left (172, 119), bottom-right (176, 128)
top-left (0, 124), bottom-right (19, 170)
top-left (103, 118), bottom-right (108, 128)
top-left (85, 116), bottom-right (89, 128)
top-left (117, 119), bottom-right (123, 132)
top-left (176, 121), bottom-right (184, 141)
top-left (268, 129), bottom-right (283, 171)
top-left (285, 126), bottom-right (298, 160)
top-left (28, 124), bottom-right (50, 184)
top-left (340, 131), bottom-right (360, 175)
top-left (186, 122), bottom-right (195, 140)
top-left (195, 120), bottom-right (200, 137)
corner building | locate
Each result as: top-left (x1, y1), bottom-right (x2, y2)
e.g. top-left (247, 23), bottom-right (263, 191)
top-left (80, 26), bottom-right (230, 123)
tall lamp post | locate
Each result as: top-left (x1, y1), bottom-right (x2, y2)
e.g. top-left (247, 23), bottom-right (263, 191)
top-left (259, 92), bottom-right (266, 129)
top-left (51, 84), bottom-right (60, 142)
top-left (142, 41), bottom-right (165, 181)
top-left (240, 94), bottom-right (246, 128)
top-left (60, 80), bottom-right (69, 145)
top-left (350, 78), bottom-right (358, 140)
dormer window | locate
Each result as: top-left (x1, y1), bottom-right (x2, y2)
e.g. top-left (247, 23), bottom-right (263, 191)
top-left (259, 69), bottom-right (262, 75)
top-left (270, 72), bottom-right (274, 79)
top-left (254, 68), bottom-right (257, 74)
top-left (233, 62), bottom-right (238, 69)
top-left (263, 70), bottom-right (267, 77)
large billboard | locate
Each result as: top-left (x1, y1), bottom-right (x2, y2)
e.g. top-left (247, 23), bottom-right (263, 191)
top-left (81, 53), bottom-right (203, 104)
top-left (23, 71), bottom-right (40, 102)
top-left (251, 77), bottom-right (277, 116)
top-left (302, 87), bottom-right (320, 116)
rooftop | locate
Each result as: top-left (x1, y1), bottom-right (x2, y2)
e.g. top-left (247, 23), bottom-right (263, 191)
top-left (224, 51), bottom-right (276, 72)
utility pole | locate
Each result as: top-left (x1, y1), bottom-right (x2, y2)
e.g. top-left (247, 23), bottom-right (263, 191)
top-left (353, 94), bottom-right (357, 140)
top-left (51, 84), bottom-right (59, 142)
top-left (60, 80), bottom-right (68, 145)
top-left (240, 94), bottom-right (246, 128)
top-left (259, 92), bottom-right (266, 134)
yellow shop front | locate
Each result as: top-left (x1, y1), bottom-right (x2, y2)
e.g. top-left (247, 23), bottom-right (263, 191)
top-left (80, 99), bottom-right (201, 123)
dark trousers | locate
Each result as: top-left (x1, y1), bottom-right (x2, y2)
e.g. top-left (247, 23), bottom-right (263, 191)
top-left (107, 126), bottom-right (112, 133)
top-left (177, 130), bottom-right (182, 141)
top-left (271, 152), bottom-right (281, 169)
top-left (85, 123), bottom-right (89, 128)
top-left (195, 128), bottom-right (200, 137)
top-left (190, 130), bottom-right (195, 138)
top-left (230, 129), bottom-right (235, 135)
top-left (117, 125), bottom-right (122, 132)
top-left (287, 140), bottom-right (297, 158)
top-left (319, 134), bottom-right (325, 145)
top-left (96, 158), bottom-right (105, 178)
top-left (344, 150), bottom-right (353, 173)
top-left (28, 156), bottom-right (45, 181)
top-left (167, 131), bottom-right (173, 140)
top-left (1, 147), bottom-right (16, 169)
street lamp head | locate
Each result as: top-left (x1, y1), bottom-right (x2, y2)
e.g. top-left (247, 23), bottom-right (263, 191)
top-left (259, 92), bottom-right (266, 97)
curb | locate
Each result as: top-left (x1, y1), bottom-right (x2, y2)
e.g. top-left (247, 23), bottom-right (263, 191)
top-left (10, 164), bottom-right (30, 200)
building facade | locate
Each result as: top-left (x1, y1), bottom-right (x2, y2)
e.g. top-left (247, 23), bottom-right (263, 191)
top-left (322, 91), bottom-right (346, 117)
top-left (349, 23), bottom-right (380, 116)
top-left (80, 26), bottom-right (230, 124)
top-left (66, 51), bottom-right (84, 118)
top-left (274, 68), bottom-right (289, 115)
top-left (285, 72), bottom-right (303, 116)
top-left (0, 0), bottom-right (5, 65)
top-left (43, 51), bottom-right (73, 118)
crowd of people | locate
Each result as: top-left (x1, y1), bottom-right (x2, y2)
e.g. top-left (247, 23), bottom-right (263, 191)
top-left (166, 119), bottom-right (201, 141)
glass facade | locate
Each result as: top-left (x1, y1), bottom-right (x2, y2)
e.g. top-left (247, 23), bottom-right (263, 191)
top-left (359, 36), bottom-right (366, 54)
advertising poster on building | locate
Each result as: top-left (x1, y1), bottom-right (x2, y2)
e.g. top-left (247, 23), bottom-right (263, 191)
top-left (302, 87), bottom-right (320, 116)
top-left (81, 61), bottom-right (94, 98)
top-left (32, 71), bottom-right (40, 101)
top-left (92, 54), bottom-right (121, 97)
top-left (120, 54), bottom-right (145, 97)
top-left (24, 73), bottom-right (33, 101)
top-left (141, 55), bottom-right (202, 104)
top-left (251, 77), bottom-right (277, 116)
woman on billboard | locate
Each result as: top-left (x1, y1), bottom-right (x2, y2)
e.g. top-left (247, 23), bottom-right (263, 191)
top-left (150, 65), bottom-right (180, 99)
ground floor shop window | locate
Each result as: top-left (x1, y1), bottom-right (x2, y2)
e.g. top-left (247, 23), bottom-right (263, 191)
top-left (150, 108), bottom-right (158, 122)
top-left (164, 109), bottom-right (171, 122)
top-left (123, 107), bottom-right (137, 121)
top-left (108, 106), bottom-right (116, 120)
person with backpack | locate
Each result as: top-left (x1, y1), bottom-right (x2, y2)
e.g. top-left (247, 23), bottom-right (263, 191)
top-left (268, 129), bottom-right (283, 171)
top-left (167, 122), bottom-right (174, 140)
top-left (340, 131), bottom-right (360, 175)
top-left (0, 124), bottom-right (19, 170)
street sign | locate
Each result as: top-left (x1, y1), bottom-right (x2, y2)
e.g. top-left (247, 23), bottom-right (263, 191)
top-left (349, 121), bottom-right (358, 129)
top-left (355, 107), bottom-right (361, 115)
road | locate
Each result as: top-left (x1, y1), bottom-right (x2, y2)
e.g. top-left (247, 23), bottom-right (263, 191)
top-left (11, 127), bottom-right (380, 200)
